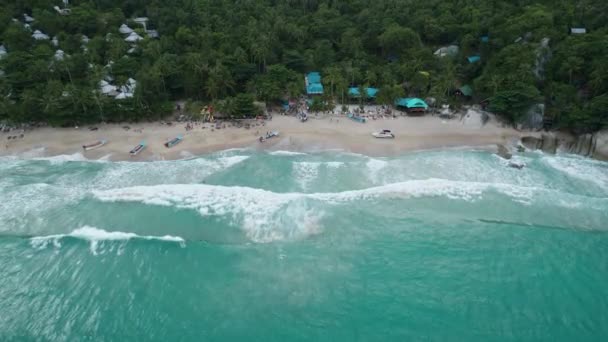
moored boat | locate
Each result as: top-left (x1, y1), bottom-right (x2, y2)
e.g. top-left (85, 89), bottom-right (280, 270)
top-left (372, 130), bottom-right (395, 139)
top-left (164, 135), bottom-right (183, 148)
top-left (348, 113), bottom-right (366, 123)
top-left (129, 141), bottom-right (146, 156)
top-left (82, 139), bottom-right (107, 151)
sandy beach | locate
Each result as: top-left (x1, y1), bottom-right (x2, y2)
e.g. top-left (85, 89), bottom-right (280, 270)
top-left (0, 113), bottom-right (534, 161)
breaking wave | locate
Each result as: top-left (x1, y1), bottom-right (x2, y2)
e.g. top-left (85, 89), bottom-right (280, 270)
top-left (544, 155), bottom-right (608, 190)
top-left (269, 150), bottom-right (307, 156)
top-left (30, 226), bottom-right (185, 254)
top-left (91, 179), bottom-right (607, 242)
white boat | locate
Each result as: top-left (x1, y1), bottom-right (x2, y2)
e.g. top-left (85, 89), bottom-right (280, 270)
top-left (82, 139), bottom-right (107, 151)
top-left (372, 130), bottom-right (395, 139)
top-left (259, 131), bottom-right (279, 142)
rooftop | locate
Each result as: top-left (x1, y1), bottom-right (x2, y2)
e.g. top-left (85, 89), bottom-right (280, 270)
top-left (467, 55), bottom-right (481, 63)
top-left (348, 87), bottom-right (379, 98)
top-left (395, 97), bottom-right (429, 109)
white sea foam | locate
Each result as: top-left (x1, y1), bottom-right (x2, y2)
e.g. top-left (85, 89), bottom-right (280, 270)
top-left (365, 158), bottom-right (388, 183)
top-left (217, 155), bottom-right (250, 167)
top-left (91, 179), bottom-right (560, 242)
top-left (544, 155), bottom-right (608, 191)
top-left (0, 183), bottom-right (85, 232)
top-left (33, 152), bottom-right (89, 164)
top-left (269, 150), bottom-right (307, 156)
top-left (93, 155), bottom-right (249, 188)
top-left (30, 226), bottom-right (185, 254)
top-left (293, 162), bottom-right (320, 190)
top-left (326, 161), bottom-right (344, 168)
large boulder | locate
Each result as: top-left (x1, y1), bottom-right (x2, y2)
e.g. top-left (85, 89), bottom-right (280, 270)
top-left (496, 144), bottom-right (512, 160)
top-left (592, 130), bottom-right (608, 161)
top-left (521, 130), bottom-right (608, 161)
top-left (539, 133), bottom-right (558, 154)
top-left (521, 136), bottom-right (542, 150)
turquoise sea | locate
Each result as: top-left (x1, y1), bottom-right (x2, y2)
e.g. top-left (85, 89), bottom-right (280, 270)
top-left (1, 149), bottom-right (607, 341)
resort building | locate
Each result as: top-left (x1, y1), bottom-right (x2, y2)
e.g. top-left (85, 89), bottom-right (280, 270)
top-left (305, 72), bottom-right (324, 96)
top-left (395, 97), bottom-right (429, 113)
top-left (348, 87), bottom-right (379, 99)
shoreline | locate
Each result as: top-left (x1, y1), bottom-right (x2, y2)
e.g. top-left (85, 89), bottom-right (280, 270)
top-left (0, 114), bottom-right (536, 161)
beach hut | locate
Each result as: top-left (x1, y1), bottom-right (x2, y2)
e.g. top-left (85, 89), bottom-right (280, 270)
top-left (348, 87), bottom-right (379, 99)
top-left (467, 55), bottom-right (481, 64)
top-left (434, 45), bottom-right (459, 58)
top-left (395, 97), bottom-right (429, 114)
top-left (99, 80), bottom-right (117, 96)
top-left (54, 49), bottom-right (65, 61)
top-left (305, 72), bottom-right (324, 95)
top-left (134, 17), bottom-right (149, 31)
top-left (307, 72), bottom-right (321, 84)
top-left (306, 83), bottom-right (324, 95)
top-left (115, 92), bottom-right (134, 99)
top-left (455, 85), bottom-right (473, 98)
top-left (147, 30), bottom-right (159, 39)
top-left (32, 30), bottom-right (49, 40)
top-left (570, 28), bottom-right (587, 35)
top-left (119, 24), bottom-right (133, 34)
top-left (124, 32), bottom-right (143, 42)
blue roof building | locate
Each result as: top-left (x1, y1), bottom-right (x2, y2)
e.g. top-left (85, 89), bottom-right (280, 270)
top-left (306, 83), bottom-right (324, 95)
top-left (305, 71), bottom-right (324, 95)
top-left (307, 72), bottom-right (321, 84)
top-left (395, 98), bottom-right (429, 112)
top-left (467, 55), bottom-right (481, 63)
top-left (348, 87), bottom-right (379, 98)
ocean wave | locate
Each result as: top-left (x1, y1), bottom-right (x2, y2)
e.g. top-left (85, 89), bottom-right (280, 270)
top-left (217, 155), bottom-right (250, 167)
top-left (92, 155), bottom-right (250, 188)
top-left (33, 152), bottom-right (91, 163)
top-left (269, 150), bottom-right (308, 156)
top-left (365, 158), bottom-right (388, 183)
top-left (543, 155), bottom-right (608, 190)
top-left (292, 162), bottom-right (320, 190)
top-left (30, 226), bottom-right (185, 254)
top-left (91, 179), bottom-right (599, 242)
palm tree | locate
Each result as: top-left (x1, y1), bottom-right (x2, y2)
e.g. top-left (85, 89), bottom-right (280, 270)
top-left (324, 66), bottom-right (343, 98)
top-left (364, 70), bottom-right (377, 86)
top-left (335, 75), bottom-right (348, 105)
top-left (207, 62), bottom-right (234, 100)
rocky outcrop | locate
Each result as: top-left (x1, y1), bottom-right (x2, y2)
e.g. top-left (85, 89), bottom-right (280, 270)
top-left (520, 133), bottom-right (558, 154)
top-left (591, 130), bottom-right (608, 160)
top-left (519, 103), bottom-right (545, 131)
top-left (520, 130), bottom-right (608, 160)
top-left (496, 144), bottom-right (512, 160)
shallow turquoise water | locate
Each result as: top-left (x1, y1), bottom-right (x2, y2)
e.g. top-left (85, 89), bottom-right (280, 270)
top-left (1, 149), bottom-right (607, 340)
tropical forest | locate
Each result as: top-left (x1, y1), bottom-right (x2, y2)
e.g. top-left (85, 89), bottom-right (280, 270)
top-left (0, 0), bottom-right (607, 133)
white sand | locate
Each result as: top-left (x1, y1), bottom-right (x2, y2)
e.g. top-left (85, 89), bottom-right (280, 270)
top-left (0, 114), bottom-right (535, 161)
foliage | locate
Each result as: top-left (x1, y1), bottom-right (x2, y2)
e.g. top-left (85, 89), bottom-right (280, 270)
top-left (0, 0), bottom-right (606, 132)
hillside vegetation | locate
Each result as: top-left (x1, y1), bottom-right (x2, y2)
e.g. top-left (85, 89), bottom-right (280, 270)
top-left (1, 0), bottom-right (607, 132)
